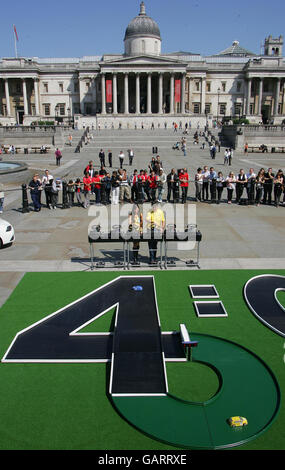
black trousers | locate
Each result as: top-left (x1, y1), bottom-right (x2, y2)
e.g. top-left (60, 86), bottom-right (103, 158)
top-left (202, 182), bottom-right (209, 200)
top-left (263, 185), bottom-right (273, 204)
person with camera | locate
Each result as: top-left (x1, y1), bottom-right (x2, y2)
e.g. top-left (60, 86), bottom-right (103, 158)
top-left (273, 170), bottom-right (284, 208)
top-left (246, 168), bottom-right (256, 205)
top-left (236, 169), bottom-right (247, 203)
top-left (202, 166), bottom-right (210, 202)
top-left (28, 174), bottom-right (42, 212)
top-left (226, 171), bottom-right (236, 204)
top-left (209, 167), bottom-right (217, 203)
top-left (255, 169), bottom-right (265, 206)
top-left (263, 168), bottom-right (275, 205)
top-left (216, 171), bottom-right (225, 204)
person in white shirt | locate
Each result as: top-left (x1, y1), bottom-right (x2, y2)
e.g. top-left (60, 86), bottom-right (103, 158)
top-left (195, 168), bottom-right (203, 202)
top-left (118, 151), bottom-right (125, 169)
top-left (246, 168), bottom-right (256, 204)
top-left (224, 149), bottom-right (229, 165)
top-left (216, 171), bottom-right (225, 204)
top-left (41, 169), bottom-right (54, 209)
top-left (202, 166), bottom-right (210, 201)
top-left (226, 172), bottom-right (236, 204)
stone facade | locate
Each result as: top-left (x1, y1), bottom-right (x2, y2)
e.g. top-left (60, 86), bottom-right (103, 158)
top-left (0, 2), bottom-right (285, 129)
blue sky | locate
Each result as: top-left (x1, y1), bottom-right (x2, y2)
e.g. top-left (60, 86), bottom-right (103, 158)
top-left (2, 0), bottom-right (285, 58)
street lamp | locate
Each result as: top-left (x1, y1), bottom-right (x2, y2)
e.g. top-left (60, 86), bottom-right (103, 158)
top-left (55, 104), bottom-right (59, 123)
top-left (67, 106), bottom-right (71, 126)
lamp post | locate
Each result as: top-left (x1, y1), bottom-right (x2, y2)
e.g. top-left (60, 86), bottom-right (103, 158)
top-left (67, 106), bottom-right (71, 127)
top-left (217, 87), bottom-right (221, 126)
top-left (55, 104), bottom-right (59, 124)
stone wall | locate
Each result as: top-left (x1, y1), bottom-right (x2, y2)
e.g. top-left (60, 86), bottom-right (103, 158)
top-left (222, 125), bottom-right (285, 150)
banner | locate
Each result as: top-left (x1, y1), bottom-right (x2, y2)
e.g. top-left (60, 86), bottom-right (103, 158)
top-left (175, 79), bottom-right (181, 103)
top-left (106, 80), bottom-right (113, 104)
top-left (13, 25), bottom-right (19, 41)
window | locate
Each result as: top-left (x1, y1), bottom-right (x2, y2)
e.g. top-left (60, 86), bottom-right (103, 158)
top-left (236, 81), bottom-right (242, 93)
top-left (221, 82), bottom-right (226, 92)
top-left (31, 104), bottom-right (36, 116)
top-left (59, 103), bottom-right (65, 115)
top-left (206, 82), bottom-right (211, 92)
top-left (195, 81), bottom-right (200, 92)
top-left (219, 103), bottom-right (226, 115)
top-left (43, 83), bottom-right (48, 93)
top-left (43, 104), bottom-right (50, 116)
top-left (16, 83), bottom-right (21, 94)
top-left (250, 103), bottom-right (254, 115)
top-left (193, 103), bottom-right (201, 114)
top-left (234, 103), bottom-right (242, 115)
top-left (205, 103), bottom-right (211, 114)
top-left (59, 83), bottom-right (64, 93)
top-left (2, 104), bottom-right (7, 116)
top-left (86, 82), bottom-right (90, 92)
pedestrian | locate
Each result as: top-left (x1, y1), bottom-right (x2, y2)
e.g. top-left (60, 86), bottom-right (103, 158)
top-left (118, 151), bottom-right (125, 169)
top-left (55, 148), bottom-right (62, 166)
top-left (111, 170), bottom-right (120, 205)
top-left (28, 174), bottom-right (42, 212)
top-left (99, 149), bottom-right (105, 167)
top-left (0, 183), bottom-right (4, 213)
top-left (75, 178), bottom-right (84, 207)
top-left (129, 148), bottom-right (134, 166)
top-left (229, 148), bottom-right (233, 166)
top-left (41, 169), bottom-right (54, 209)
top-left (108, 150), bottom-right (113, 168)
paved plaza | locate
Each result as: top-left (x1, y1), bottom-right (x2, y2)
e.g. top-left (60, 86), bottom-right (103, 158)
top-left (1, 128), bottom-right (285, 305)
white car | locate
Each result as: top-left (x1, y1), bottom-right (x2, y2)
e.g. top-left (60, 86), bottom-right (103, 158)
top-left (0, 219), bottom-right (15, 248)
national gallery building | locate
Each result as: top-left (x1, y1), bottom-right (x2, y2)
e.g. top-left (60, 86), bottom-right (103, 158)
top-left (0, 2), bottom-right (285, 129)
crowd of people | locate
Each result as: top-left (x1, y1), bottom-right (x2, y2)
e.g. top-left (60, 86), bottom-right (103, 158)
top-left (26, 153), bottom-right (285, 212)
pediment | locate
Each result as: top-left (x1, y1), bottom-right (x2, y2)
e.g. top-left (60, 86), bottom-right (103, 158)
top-left (101, 54), bottom-right (187, 67)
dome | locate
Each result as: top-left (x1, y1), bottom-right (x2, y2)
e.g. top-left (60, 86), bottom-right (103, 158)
top-left (124, 2), bottom-right (161, 41)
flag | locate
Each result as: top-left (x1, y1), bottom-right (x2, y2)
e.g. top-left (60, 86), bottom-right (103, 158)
top-left (13, 25), bottom-right (19, 41)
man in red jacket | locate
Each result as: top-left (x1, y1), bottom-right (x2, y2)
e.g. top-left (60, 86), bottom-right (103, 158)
top-left (179, 168), bottom-right (189, 204)
top-left (92, 171), bottom-right (102, 205)
top-left (149, 170), bottom-right (158, 202)
top-left (83, 174), bottom-right (92, 208)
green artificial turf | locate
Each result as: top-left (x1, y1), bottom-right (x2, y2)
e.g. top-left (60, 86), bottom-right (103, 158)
top-left (0, 270), bottom-right (284, 450)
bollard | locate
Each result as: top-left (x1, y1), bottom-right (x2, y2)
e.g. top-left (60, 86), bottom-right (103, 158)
top-left (61, 180), bottom-right (69, 209)
top-left (22, 184), bottom-right (30, 213)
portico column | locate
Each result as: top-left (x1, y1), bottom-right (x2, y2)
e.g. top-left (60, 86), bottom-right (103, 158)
top-left (113, 73), bottom-right (118, 114)
top-left (34, 78), bottom-right (40, 115)
top-left (201, 77), bottom-right (206, 116)
top-left (258, 78), bottom-right (263, 116)
top-left (246, 78), bottom-right (252, 115)
top-left (22, 78), bottom-right (28, 115)
top-left (274, 78), bottom-right (281, 116)
top-left (181, 74), bottom-right (186, 114)
top-left (124, 73), bottom-right (129, 114)
top-left (170, 74), bottom-right (174, 114)
top-left (147, 73), bottom-right (152, 114)
top-left (101, 73), bottom-right (106, 114)
top-left (136, 73), bottom-right (140, 114)
top-left (4, 79), bottom-right (11, 116)
top-left (158, 72), bottom-right (163, 114)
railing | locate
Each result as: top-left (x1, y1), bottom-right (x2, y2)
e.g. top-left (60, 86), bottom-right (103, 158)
top-left (0, 125), bottom-right (72, 133)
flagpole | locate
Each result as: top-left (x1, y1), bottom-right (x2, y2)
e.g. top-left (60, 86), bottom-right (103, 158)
top-left (13, 25), bottom-right (18, 58)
